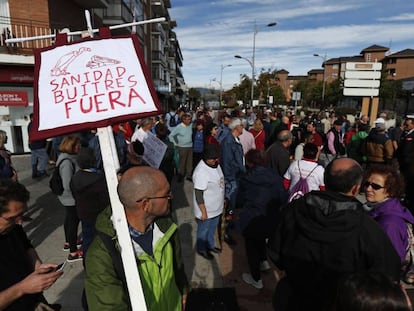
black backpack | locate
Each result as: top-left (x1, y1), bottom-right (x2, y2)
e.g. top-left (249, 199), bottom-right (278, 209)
top-left (168, 113), bottom-right (178, 127)
top-left (49, 158), bottom-right (75, 195)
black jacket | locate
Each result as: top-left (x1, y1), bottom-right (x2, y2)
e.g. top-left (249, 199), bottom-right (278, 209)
top-left (398, 130), bottom-right (414, 173)
top-left (236, 166), bottom-right (288, 232)
top-left (70, 170), bottom-right (110, 223)
top-left (268, 190), bottom-right (401, 310)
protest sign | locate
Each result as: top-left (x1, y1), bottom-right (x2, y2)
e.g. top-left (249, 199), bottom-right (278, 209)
top-left (30, 32), bottom-right (161, 141)
top-left (142, 132), bottom-right (167, 168)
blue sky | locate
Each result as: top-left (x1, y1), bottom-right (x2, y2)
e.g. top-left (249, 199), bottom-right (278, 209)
top-left (169, 0), bottom-right (414, 90)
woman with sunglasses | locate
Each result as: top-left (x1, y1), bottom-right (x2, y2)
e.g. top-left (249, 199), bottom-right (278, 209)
top-left (363, 165), bottom-right (414, 275)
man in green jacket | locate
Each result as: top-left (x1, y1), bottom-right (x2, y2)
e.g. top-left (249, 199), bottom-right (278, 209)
top-left (85, 166), bottom-right (189, 310)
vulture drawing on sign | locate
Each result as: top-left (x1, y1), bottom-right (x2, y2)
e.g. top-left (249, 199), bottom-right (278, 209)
top-left (50, 47), bottom-right (91, 76)
top-left (86, 55), bottom-right (121, 69)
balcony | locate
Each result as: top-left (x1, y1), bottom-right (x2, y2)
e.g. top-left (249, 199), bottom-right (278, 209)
top-left (152, 50), bottom-right (167, 66)
top-left (0, 17), bottom-right (57, 57)
top-left (73, 0), bottom-right (109, 9)
top-left (151, 0), bottom-right (171, 16)
top-left (102, 2), bottom-right (133, 26)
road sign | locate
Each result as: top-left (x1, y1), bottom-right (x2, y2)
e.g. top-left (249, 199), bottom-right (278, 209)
top-left (343, 62), bottom-right (381, 97)
top-left (292, 92), bottom-right (301, 100)
top-left (343, 88), bottom-right (379, 97)
top-left (346, 62), bottom-right (382, 70)
top-left (345, 71), bottom-right (381, 79)
top-left (344, 79), bottom-right (380, 88)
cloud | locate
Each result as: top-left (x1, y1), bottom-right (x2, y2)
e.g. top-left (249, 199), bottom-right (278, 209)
top-left (377, 13), bottom-right (414, 22)
top-left (169, 0), bottom-right (414, 88)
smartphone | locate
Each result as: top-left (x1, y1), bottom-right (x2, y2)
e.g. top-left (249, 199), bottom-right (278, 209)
top-left (56, 262), bottom-right (66, 271)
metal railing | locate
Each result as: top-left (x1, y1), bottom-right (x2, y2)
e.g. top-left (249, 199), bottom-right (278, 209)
top-left (0, 17), bottom-right (57, 55)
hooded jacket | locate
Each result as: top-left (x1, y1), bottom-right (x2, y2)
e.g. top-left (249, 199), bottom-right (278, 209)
top-left (236, 166), bottom-right (288, 231)
top-left (70, 170), bottom-right (109, 223)
top-left (85, 207), bottom-right (189, 311)
top-left (367, 198), bottom-right (414, 262)
top-left (346, 130), bottom-right (368, 164)
top-left (268, 190), bottom-right (401, 310)
top-left (364, 129), bottom-right (393, 164)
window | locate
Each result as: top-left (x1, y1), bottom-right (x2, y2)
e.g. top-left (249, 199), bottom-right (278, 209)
top-left (366, 53), bottom-right (371, 62)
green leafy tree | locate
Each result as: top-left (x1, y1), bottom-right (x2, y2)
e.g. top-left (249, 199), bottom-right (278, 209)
top-left (188, 88), bottom-right (201, 107)
top-left (292, 79), bottom-right (317, 108)
top-left (379, 76), bottom-right (404, 109)
top-left (324, 78), bottom-right (344, 108)
top-left (256, 70), bottom-right (286, 105)
top-left (228, 74), bottom-right (251, 104)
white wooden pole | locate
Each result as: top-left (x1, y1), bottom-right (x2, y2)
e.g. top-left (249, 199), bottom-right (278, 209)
top-left (98, 127), bottom-right (147, 311)
top-left (83, 10), bottom-right (147, 310)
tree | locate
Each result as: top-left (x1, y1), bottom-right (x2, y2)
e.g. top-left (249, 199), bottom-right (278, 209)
top-left (324, 78), bottom-right (344, 108)
top-left (256, 70), bottom-right (286, 105)
top-left (292, 79), bottom-right (318, 108)
top-left (379, 76), bottom-right (404, 110)
top-left (228, 74), bottom-right (251, 105)
top-left (188, 88), bottom-right (201, 108)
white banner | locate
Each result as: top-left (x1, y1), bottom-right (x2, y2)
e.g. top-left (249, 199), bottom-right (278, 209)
top-left (37, 38), bottom-right (158, 131)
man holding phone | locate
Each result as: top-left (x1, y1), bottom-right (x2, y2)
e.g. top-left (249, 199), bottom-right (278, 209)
top-left (0, 180), bottom-right (63, 311)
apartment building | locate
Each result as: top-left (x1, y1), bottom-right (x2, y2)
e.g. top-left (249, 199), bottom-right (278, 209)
top-left (0, 0), bottom-right (184, 153)
top-left (313, 44), bottom-right (414, 86)
top-left (274, 44), bottom-right (414, 107)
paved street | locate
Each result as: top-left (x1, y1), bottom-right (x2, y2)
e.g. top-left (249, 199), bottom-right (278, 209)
top-left (14, 154), bottom-right (227, 310)
top-left (13, 153), bottom-right (414, 310)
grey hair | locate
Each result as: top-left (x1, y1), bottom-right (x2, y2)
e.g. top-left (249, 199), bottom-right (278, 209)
top-left (277, 130), bottom-right (293, 142)
top-left (228, 118), bottom-right (242, 130)
top-left (140, 118), bottom-right (153, 128)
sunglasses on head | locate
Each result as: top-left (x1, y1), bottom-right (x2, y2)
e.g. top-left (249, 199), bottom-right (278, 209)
top-left (363, 181), bottom-right (385, 191)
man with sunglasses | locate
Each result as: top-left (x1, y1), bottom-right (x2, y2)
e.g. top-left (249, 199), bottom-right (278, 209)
top-left (267, 158), bottom-right (400, 311)
top-left (85, 166), bottom-right (189, 311)
top-left (0, 180), bottom-right (62, 311)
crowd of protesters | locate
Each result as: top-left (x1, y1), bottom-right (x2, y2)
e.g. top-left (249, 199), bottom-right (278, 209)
top-left (1, 102), bottom-right (414, 310)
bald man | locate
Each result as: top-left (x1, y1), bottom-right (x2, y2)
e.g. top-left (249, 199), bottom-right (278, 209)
top-left (268, 158), bottom-right (400, 311)
top-left (85, 167), bottom-right (189, 311)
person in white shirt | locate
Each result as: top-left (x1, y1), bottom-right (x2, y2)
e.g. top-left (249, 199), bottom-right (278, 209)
top-left (192, 144), bottom-right (224, 260)
top-left (284, 143), bottom-right (325, 193)
top-left (131, 118), bottom-right (154, 143)
top-left (294, 132), bottom-right (315, 161)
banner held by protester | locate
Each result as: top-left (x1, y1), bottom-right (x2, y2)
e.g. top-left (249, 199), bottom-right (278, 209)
top-left (18, 12), bottom-right (166, 310)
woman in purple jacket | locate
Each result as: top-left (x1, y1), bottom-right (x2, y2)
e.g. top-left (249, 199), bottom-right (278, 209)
top-left (363, 165), bottom-right (414, 279)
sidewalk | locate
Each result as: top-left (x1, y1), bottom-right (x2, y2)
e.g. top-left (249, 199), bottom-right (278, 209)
top-left (14, 154), bottom-right (414, 310)
top-left (15, 154), bottom-right (269, 310)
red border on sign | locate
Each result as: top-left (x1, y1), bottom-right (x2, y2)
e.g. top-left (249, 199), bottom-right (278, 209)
top-left (30, 29), bottom-right (162, 141)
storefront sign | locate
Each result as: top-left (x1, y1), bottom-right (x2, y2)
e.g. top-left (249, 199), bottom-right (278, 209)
top-left (30, 31), bottom-right (161, 140)
top-left (0, 91), bottom-right (28, 106)
top-left (0, 66), bottom-right (34, 83)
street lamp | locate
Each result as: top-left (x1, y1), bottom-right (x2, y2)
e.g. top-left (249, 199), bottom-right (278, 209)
top-left (220, 64), bottom-right (232, 105)
top-left (235, 20), bottom-right (277, 106)
top-left (313, 53), bottom-right (327, 103)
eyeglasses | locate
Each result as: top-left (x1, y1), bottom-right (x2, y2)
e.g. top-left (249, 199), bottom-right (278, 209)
top-left (0, 213), bottom-right (31, 223)
top-left (363, 181), bottom-right (385, 191)
top-left (136, 191), bottom-right (173, 203)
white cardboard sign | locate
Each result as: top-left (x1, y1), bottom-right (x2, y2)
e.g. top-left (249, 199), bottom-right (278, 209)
top-left (37, 38), bottom-right (157, 130)
top-left (142, 132), bottom-right (167, 169)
